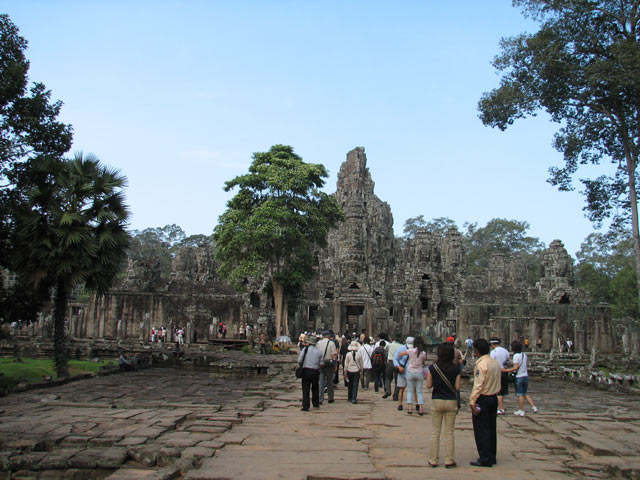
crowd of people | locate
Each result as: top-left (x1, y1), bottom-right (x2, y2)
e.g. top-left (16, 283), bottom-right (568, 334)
top-left (296, 330), bottom-right (539, 468)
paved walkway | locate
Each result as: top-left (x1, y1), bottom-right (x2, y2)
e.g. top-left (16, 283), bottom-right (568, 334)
top-left (1, 362), bottom-right (640, 479)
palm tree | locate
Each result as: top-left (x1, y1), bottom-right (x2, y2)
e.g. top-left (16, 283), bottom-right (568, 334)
top-left (14, 152), bottom-right (129, 377)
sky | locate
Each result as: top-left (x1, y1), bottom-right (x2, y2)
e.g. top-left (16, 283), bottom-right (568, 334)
top-left (0, 0), bottom-right (610, 256)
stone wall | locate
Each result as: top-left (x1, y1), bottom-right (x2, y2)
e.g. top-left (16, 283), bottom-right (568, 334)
top-left (21, 146), bottom-right (633, 355)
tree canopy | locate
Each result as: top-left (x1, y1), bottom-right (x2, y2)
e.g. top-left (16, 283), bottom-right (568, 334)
top-left (213, 144), bottom-right (343, 337)
top-left (403, 215), bottom-right (458, 239)
top-left (575, 227), bottom-right (638, 317)
top-left (463, 218), bottom-right (545, 277)
top-left (14, 153), bottom-right (129, 377)
top-left (478, 0), bottom-right (640, 312)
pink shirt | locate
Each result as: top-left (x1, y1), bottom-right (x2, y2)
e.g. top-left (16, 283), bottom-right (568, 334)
top-left (407, 348), bottom-right (427, 373)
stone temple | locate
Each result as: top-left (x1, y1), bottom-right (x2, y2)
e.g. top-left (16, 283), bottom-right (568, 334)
top-left (40, 147), bottom-right (628, 354)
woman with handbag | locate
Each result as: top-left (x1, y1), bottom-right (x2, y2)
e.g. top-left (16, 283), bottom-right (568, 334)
top-left (425, 342), bottom-right (461, 468)
top-left (396, 336), bottom-right (427, 415)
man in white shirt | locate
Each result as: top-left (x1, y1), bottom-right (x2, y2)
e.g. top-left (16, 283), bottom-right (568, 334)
top-left (489, 337), bottom-right (510, 415)
top-left (359, 338), bottom-right (375, 389)
top-left (316, 331), bottom-right (338, 405)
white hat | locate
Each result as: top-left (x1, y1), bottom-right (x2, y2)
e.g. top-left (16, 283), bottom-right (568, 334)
top-left (348, 341), bottom-right (360, 351)
top-left (405, 336), bottom-right (414, 347)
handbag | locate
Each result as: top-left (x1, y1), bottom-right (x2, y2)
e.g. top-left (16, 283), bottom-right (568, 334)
top-left (295, 346), bottom-right (310, 379)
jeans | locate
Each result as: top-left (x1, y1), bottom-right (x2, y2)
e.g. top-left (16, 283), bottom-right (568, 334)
top-left (515, 376), bottom-right (529, 396)
top-left (301, 368), bottom-right (320, 410)
top-left (384, 361), bottom-right (395, 396)
top-left (361, 368), bottom-right (372, 389)
top-left (405, 371), bottom-right (424, 405)
top-left (347, 371), bottom-right (360, 402)
top-left (430, 399), bottom-right (458, 465)
top-left (373, 369), bottom-right (384, 392)
top-left (319, 362), bottom-right (335, 403)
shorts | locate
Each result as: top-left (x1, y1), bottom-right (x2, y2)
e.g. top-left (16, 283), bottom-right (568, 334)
top-left (499, 372), bottom-right (509, 396)
top-left (397, 373), bottom-right (407, 388)
top-left (515, 376), bottom-right (529, 396)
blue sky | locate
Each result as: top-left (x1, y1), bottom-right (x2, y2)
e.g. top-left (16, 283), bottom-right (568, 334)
top-left (1, 0), bottom-right (607, 256)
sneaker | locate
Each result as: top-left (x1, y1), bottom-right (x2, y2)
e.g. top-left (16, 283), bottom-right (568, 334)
top-left (514, 410), bottom-right (525, 417)
top-left (532, 406), bottom-right (539, 413)
top-left (497, 409), bottom-right (505, 415)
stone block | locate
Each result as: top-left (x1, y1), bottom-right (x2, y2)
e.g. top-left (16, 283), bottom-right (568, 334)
top-left (37, 449), bottom-right (81, 470)
top-left (181, 446), bottom-right (215, 459)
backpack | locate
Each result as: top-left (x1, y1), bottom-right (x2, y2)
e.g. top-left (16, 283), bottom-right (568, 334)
top-left (372, 348), bottom-right (386, 371)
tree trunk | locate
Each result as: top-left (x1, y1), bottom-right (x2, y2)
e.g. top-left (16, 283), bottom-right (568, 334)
top-left (626, 155), bottom-right (640, 314)
top-left (54, 279), bottom-right (70, 378)
top-left (272, 280), bottom-right (285, 339)
top-left (283, 295), bottom-right (290, 337)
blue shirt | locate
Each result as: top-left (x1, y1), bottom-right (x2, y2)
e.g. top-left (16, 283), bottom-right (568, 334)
top-left (393, 345), bottom-right (410, 375)
top-left (298, 345), bottom-right (323, 370)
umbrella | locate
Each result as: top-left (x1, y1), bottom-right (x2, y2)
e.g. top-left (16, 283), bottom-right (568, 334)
top-left (276, 335), bottom-right (292, 344)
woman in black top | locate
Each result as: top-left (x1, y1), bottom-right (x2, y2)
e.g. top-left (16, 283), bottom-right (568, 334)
top-left (425, 342), bottom-right (461, 468)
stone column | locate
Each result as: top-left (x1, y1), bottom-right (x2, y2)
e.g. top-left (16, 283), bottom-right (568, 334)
top-left (333, 300), bottom-right (341, 335)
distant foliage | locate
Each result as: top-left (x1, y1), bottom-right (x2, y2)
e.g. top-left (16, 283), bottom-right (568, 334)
top-left (576, 228), bottom-right (638, 318)
top-left (127, 225), bottom-right (214, 278)
top-left (463, 218), bottom-right (545, 279)
top-left (403, 216), bottom-right (458, 239)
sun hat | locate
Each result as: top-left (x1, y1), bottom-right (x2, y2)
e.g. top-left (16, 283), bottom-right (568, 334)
top-left (446, 336), bottom-right (455, 343)
top-left (348, 341), bottom-right (360, 351)
top-left (307, 335), bottom-right (318, 346)
top-left (405, 336), bottom-right (414, 347)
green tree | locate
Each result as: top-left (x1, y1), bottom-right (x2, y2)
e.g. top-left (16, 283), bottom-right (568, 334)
top-left (575, 227), bottom-right (638, 316)
top-left (403, 215), bottom-right (457, 239)
top-left (0, 14), bottom-right (72, 322)
top-left (464, 218), bottom-right (545, 279)
top-left (127, 224), bottom-right (188, 277)
top-left (14, 153), bottom-right (129, 377)
top-left (214, 145), bottom-right (343, 338)
top-left (478, 0), bottom-right (640, 309)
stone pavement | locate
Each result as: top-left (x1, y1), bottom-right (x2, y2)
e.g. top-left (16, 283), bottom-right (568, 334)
top-left (1, 362), bottom-right (640, 479)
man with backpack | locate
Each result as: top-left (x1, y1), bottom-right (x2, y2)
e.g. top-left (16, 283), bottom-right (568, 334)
top-left (316, 330), bottom-right (338, 405)
top-left (371, 340), bottom-right (387, 393)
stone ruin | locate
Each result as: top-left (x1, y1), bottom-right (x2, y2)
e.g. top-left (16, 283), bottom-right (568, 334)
top-left (23, 147), bottom-right (634, 355)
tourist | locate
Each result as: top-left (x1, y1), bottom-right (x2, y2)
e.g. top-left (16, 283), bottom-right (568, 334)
top-left (359, 328), bottom-right (367, 345)
top-left (393, 336), bottom-right (413, 411)
top-left (506, 340), bottom-right (539, 416)
top-left (447, 336), bottom-right (466, 372)
top-left (151, 327), bottom-right (157, 343)
top-left (297, 335), bottom-right (323, 411)
top-left (118, 350), bottom-right (135, 371)
top-left (536, 337), bottom-right (543, 351)
top-left (465, 336), bottom-right (474, 355)
top-left (259, 330), bottom-right (268, 354)
top-left (489, 337), bottom-right (510, 415)
top-left (222, 323), bottom-right (227, 339)
top-left (371, 340), bottom-right (387, 393)
top-left (469, 338), bottom-right (501, 467)
top-left (344, 340), bottom-right (364, 403)
top-left (331, 332), bottom-right (340, 385)
top-left (176, 326), bottom-right (184, 345)
top-left (316, 330), bottom-right (338, 405)
top-left (359, 337), bottom-right (375, 389)
top-left (396, 336), bottom-right (427, 415)
top-left (524, 337), bottom-right (530, 351)
top-left (340, 333), bottom-right (350, 382)
top-left (386, 334), bottom-right (403, 400)
top-left (426, 342), bottom-right (461, 468)
top-left (566, 338), bottom-right (574, 352)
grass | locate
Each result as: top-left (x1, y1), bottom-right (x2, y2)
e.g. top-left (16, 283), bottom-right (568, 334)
top-left (0, 357), bottom-right (117, 389)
